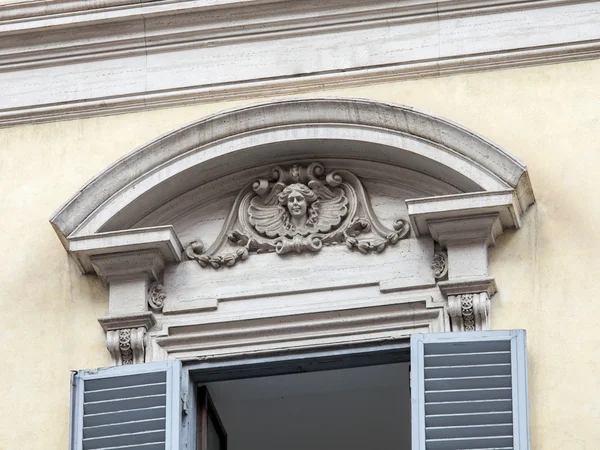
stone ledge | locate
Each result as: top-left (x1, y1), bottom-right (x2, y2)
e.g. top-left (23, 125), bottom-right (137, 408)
top-left (437, 277), bottom-right (498, 297)
top-left (98, 312), bottom-right (156, 331)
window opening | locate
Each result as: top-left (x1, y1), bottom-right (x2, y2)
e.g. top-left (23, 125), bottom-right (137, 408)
top-left (196, 362), bottom-right (411, 450)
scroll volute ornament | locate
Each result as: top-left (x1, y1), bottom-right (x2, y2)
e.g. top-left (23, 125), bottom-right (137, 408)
top-left (185, 163), bottom-right (410, 268)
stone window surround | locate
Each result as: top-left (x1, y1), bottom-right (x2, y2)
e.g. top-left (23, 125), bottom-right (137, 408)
top-left (51, 97), bottom-right (535, 365)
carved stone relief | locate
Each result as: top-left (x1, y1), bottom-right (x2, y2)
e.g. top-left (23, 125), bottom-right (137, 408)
top-left (106, 327), bottom-right (146, 365)
top-left (447, 293), bottom-right (491, 332)
top-left (432, 251), bottom-right (448, 280)
top-left (185, 163), bottom-right (410, 268)
top-left (148, 283), bottom-right (166, 313)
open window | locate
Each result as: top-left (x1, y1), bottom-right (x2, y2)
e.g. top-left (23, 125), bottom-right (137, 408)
top-left (197, 386), bottom-right (228, 450)
top-left (70, 330), bottom-right (529, 450)
top-left (197, 362), bottom-right (410, 450)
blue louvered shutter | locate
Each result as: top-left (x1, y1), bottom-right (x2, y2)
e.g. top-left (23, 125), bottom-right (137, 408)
top-left (411, 330), bottom-right (529, 450)
top-left (70, 360), bottom-right (182, 450)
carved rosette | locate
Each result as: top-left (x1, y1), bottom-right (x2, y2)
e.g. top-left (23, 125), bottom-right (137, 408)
top-left (106, 327), bottom-right (146, 365)
top-left (148, 283), bottom-right (166, 312)
top-left (185, 162), bottom-right (410, 268)
top-left (447, 293), bottom-right (491, 332)
top-left (432, 251), bottom-right (448, 279)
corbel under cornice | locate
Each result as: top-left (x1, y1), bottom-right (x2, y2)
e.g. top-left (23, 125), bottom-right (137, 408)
top-left (407, 190), bottom-right (512, 331)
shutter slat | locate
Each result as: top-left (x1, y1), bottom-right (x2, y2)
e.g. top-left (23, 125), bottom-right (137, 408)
top-left (71, 361), bottom-right (181, 450)
top-left (426, 423), bottom-right (513, 439)
top-left (425, 363), bottom-right (511, 378)
top-left (84, 418), bottom-right (166, 439)
top-left (425, 399), bottom-right (512, 415)
top-left (85, 372), bottom-right (166, 391)
top-left (425, 387), bottom-right (512, 402)
top-left (424, 340), bottom-right (510, 355)
top-left (425, 411), bottom-right (513, 427)
top-left (425, 375), bottom-right (512, 390)
top-left (84, 406), bottom-right (166, 428)
top-left (411, 331), bottom-right (529, 450)
top-left (84, 394), bottom-right (167, 415)
top-left (91, 443), bottom-right (165, 450)
top-left (425, 435), bottom-right (513, 450)
top-left (83, 430), bottom-right (166, 449)
top-left (424, 351), bottom-right (511, 366)
top-left (85, 383), bottom-right (167, 403)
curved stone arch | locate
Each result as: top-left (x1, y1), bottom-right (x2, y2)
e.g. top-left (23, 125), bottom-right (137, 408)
top-left (50, 97), bottom-right (536, 364)
top-left (51, 97), bottom-right (534, 243)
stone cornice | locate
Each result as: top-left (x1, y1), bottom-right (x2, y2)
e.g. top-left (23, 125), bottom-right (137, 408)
top-left (1, 0), bottom-right (599, 126)
top-left (98, 312), bottom-right (156, 332)
top-left (50, 98), bottom-right (535, 253)
top-left (0, 0), bottom-right (578, 28)
top-left (438, 277), bottom-right (498, 297)
top-left (407, 190), bottom-right (523, 239)
top-left (68, 226), bottom-right (183, 274)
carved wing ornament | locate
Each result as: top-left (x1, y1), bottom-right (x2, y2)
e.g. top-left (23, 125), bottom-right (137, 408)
top-left (184, 162), bottom-right (410, 268)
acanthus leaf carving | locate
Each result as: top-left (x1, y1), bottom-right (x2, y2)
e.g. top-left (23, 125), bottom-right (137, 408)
top-left (185, 162), bottom-right (410, 268)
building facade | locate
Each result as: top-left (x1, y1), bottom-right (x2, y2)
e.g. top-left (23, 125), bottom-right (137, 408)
top-left (1, 0), bottom-right (599, 449)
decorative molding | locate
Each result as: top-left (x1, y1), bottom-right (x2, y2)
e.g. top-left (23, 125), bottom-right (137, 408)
top-left (165, 241), bottom-right (435, 314)
top-left (0, 0), bottom-right (580, 25)
top-left (2, 1), bottom-right (599, 126)
top-left (51, 98), bottom-right (535, 260)
top-left (432, 251), bottom-right (448, 280)
top-left (428, 214), bottom-right (504, 248)
top-left (98, 312), bottom-right (156, 332)
top-left (151, 298), bottom-right (446, 360)
top-left (407, 190), bottom-right (522, 239)
top-left (437, 277), bottom-right (498, 298)
top-left (90, 250), bottom-right (165, 284)
top-left (106, 327), bottom-right (146, 365)
top-left (447, 292), bottom-right (491, 332)
top-left (148, 283), bottom-right (166, 313)
top-left (184, 163), bottom-right (410, 268)
top-left (46, 97), bottom-right (536, 360)
top-left (67, 226), bottom-right (183, 275)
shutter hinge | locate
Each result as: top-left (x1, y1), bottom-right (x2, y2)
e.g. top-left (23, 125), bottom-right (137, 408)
top-left (181, 392), bottom-right (189, 416)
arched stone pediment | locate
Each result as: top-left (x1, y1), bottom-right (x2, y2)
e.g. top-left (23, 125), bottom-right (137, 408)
top-left (51, 98), bottom-right (534, 364)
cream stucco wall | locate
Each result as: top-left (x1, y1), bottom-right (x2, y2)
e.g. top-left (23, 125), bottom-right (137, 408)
top-left (1, 59), bottom-right (599, 449)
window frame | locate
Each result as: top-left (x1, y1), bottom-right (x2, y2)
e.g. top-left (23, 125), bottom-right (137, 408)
top-left (179, 340), bottom-right (411, 449)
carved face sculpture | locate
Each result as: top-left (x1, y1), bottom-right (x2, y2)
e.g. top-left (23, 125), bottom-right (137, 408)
top-left (287, 188), bottom-right (308, 219)
top-left (249, 174), bottom-right (349, 240)
top-left (279, 183), bottom-right (318, 231)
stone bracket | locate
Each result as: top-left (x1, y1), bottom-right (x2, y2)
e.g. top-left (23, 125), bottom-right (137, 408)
top-left (439, 278), bottom-right (496, 331)
top-left (447, 293), bottom-right (491, 332)
top-left (66, 228), bottom-right (182, 364)
top-left (106, 327), bottom-right (147, 366)
top-left (407, 190), bottom-right (521, 331)
top-left (99, 313), bottom-right (156, 365)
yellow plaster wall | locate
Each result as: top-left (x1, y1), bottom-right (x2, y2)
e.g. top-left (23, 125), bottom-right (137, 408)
top-left (0, 59), bottom-right (598, 449)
